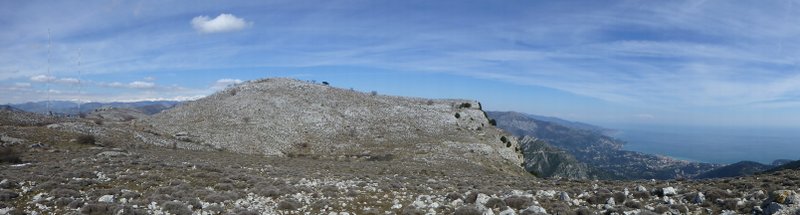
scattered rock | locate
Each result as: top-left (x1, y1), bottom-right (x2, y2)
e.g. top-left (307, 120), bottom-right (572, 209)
top-left (522, 205), bottom-right (547, 214)
top-left (662, 187), bottom-right (677, 196)
top-left (764, 202), bottom-right (784, 215)
top-left (559, 191), bottom-right (571, 202)
top-left (98, 195), bottom-right (114, 203)
top-left (693, 192), bottom-right (705, 204)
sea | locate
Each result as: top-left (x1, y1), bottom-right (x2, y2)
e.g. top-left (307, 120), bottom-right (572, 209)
top-left (608, 124), bottom-right (800, 164)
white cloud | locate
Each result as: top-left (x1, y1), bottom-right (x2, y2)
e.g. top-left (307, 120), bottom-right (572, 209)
top-left (191, 13), bottom-right (251, 33)
top-left (212, 78), bottom-right (243, 90)
top-left (30, 75), bottom-right (55, 82)
top-left (106, 82), bottom-right (125, 88)
top-left (29, 75), bottom-right (80, 85)
top-left (57, 78), bottom-right (80, 84)
top-left (100, 81), bottom-right (156, 89)
top-left (128, 81), bottom-right (155, 89)
top-left (143, 76), bottom-right (156, 81)
top-left (14, 82), bottom-right (31, 88)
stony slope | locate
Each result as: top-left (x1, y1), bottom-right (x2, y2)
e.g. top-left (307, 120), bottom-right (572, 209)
top-left (146, 78), bottom-right (524, 173)
top-left (487, 111), bottom-right (720, 179)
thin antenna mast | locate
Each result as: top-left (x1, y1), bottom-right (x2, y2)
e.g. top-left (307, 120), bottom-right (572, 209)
top-left (46, 29), bottom-right (52, 116)
top-left (77, 48), bottom-right (82, 117)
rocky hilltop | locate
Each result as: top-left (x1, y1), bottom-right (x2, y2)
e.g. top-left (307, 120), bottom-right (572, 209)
top-left (145, 78), bottom-right (523, 173)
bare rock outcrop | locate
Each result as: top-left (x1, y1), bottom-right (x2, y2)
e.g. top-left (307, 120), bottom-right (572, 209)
top-left (145, 78), bottom-right (523, 172)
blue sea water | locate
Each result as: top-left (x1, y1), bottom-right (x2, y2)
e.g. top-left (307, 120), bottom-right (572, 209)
top-left (608, 124), bottom-right (800, 164)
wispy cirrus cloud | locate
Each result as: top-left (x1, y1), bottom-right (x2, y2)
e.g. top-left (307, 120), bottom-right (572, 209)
top-left (3, 0), bottom-right (800, 126)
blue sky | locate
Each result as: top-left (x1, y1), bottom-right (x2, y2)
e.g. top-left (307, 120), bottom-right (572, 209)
top-left (2, 0), bottom-right (800, 127)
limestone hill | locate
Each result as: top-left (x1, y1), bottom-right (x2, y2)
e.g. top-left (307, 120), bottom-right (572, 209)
top-left (145, 78), bottom-right (524, 173)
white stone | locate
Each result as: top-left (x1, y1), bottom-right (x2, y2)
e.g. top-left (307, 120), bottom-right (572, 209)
top-left (99, 195), bottom-right (115, 203)
top-left (498, 208), bottom-right (517, 215)
top-left (523, 205), bottom-right (547, 214)
top-left (693, 192), bottom-right (705, 204)
top-left (662, 187), bottom-right (677, 196)
top-left (476, 193), bottom-right (491, 206)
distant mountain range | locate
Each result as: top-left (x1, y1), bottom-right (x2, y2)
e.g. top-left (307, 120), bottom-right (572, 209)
top-left (523, 114), bottom-right (616, 135)
top-left (487, 111), bottom-right (721, 179)
top-left (8, 100), bottom-right (180, 115)
top-left (695, 161), bottom-right (773, 179)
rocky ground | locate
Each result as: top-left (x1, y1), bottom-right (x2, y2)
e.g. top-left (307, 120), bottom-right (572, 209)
top-left (1, 122), bottom-right (800, 215)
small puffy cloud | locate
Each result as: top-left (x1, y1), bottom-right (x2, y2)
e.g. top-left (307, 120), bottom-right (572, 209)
top-left (30, 75), bottom-right (56, 82)
top-left (143, 76), bottom-right (156, 81)
top-left (191, 13), bottom-right (251, 33)
top-left (212, 78), bottom-right (243, 90)
top-left (128, 81), bottom-right (156, 89)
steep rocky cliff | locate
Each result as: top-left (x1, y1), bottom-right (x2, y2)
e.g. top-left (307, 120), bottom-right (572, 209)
top-left (517, 136), bottom-right (590, 179)
top-left (145, 78), bottom-right (524, 173)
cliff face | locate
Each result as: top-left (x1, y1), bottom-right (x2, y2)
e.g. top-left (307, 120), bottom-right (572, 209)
top-left (518, 136), bottom-right (590, 179)
top-left (146, 78), bottom-right (523, 172)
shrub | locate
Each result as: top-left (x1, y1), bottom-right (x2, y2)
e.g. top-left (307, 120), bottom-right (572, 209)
top-left (446, 192), bottom-right (463, 200)
top-left (162, 201), bottom-right (191, 215)
top-left (453, 206), bottom-right (482, 215)
top-left (464, 192), bottom-right (478, 204)
top-left (426, 100), bottom-right (435, 105)
top-left (370, 91), bottom-right (378, 96)
top-left (81, 203), bottom-right (116, 215)
top-left (277, 199), bottom-right (301, 211)
top-left (632, 191), bottom-right (650, 200)
top-left (204, 193), bottom-right (231, 203)
top-left (485, 197), bottom-right (506, 208)
top-left (459, 103), bottom-right (472, 108)
top-left (504, 196), bottom-right (533, 209)
top-left (575, 207), bottom-right (593, 215)
top-left (400, 206), bottom-right (424, 215)
top-left (366, 154), bottom-right (394, 161)
top-left (76, 134), bottom-right (97, 145)
top-left (624, 201), bottom-right (643, 209)
top-left (489, 119), bottom-right (497, 126)
top-left (51, 188), bottom-right (80, 198)
top-left (0, 189), bottom-right (19, 201)
top-left (0, 147), bottom-right (21, 163)
top-left (612, 192), bottom-right (627, 204)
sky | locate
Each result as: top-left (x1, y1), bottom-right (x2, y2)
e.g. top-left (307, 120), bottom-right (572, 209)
top-left (2, 0), bottom-right (800, 128)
